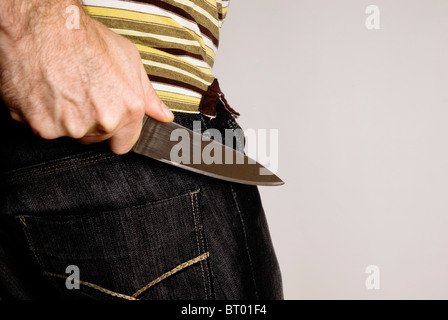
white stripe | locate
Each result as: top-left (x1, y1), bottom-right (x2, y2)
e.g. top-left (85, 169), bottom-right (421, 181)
top-left (202, 36), bottom-right (217, 55)
top-left (178, 55), bottom-right (212, 69)
top-left (152, 82), bottom-right (202, 99)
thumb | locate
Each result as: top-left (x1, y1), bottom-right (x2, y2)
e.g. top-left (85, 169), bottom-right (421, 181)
top-left (141, 66), bottom-right (174, 123)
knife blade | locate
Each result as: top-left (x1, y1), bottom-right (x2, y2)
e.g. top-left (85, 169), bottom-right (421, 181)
top-left (132, 117), bottom-right (284, 186)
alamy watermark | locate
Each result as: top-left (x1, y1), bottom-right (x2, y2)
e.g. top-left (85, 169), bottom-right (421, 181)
top-left (365, 265), bottom-right (380, 290)
top-left (65, 5), bottom-right (80, 30)
top-left (365, 5), bottom-right (380, 30)
top-left (65, 265), bottom-right (80, 290)
top-left (169, 121), bottom-right (279, 175)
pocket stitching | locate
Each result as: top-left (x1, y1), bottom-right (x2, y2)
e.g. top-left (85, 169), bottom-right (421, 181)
top-left (42, 252), bottom-right (210, 300)
top-left (190, 190), bottom-right (213, 299)
top-left (43, 271), bottom-right (138, 300)
top-left (16, 189), bottom-right (198, 220)
top-left (131, 252), bottom-right (210, 298)
top-left (0, 151), bottom-right (116, 184)
top-left (17, 216), bottom-right (45, 271)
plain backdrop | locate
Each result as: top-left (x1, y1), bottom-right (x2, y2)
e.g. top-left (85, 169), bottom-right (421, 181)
top-left (213, 0), bottom-right (448, 299)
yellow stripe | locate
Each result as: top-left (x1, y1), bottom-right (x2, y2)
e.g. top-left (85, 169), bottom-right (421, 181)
top-left (169, 108), bottom-right (200, 114)
top-left (197, 66), bottom-right (213, 76)
top-left (136, 44), bottom-right (214, 77)
top-left (205, 0), bottom-right (217, 7)
top-left (156, 91), bottom-right (201, 105)
top-left (83, 6), bottom-right (216, 60)
top-left (83, 6), bottom-right (179, 28)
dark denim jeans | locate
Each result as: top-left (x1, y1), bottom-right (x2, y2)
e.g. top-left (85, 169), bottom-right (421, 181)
top-left (0, 99), bottom-right (283, 300)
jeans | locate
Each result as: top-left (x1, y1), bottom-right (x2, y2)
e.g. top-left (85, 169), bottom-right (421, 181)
top-left (0, 97), bottom-right (283, 300)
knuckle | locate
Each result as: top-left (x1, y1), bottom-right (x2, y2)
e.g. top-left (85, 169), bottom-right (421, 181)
top-left (126, 99), bottom-right (146, 123)
top-left (92, 96), bottom-right (145, 138)
top-left (96, 115), bottom-right (119, 134)
top-left (31, 126), bottom-right (60, 140)
top-left (26, 117), bottom-right (58, 140)
top-left (64, 123), bottom-right (88, 139)
top-left (128, 98), bottom-right (146, 114)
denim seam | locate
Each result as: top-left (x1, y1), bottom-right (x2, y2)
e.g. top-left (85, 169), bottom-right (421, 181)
top-left (0, 152), bottom-right (117, 184)
top-left (2, 150), bottom-right (111, 176)
top-left (229, 120), bottom-right (245, 150)
top-left (190, 189), bottom-right (213, 300)
top-left (16, 216), bottom-right (45, 271)
top-left (230, 185), bottom-right (259, 299)
top-left (190, 190), bottom-right (207, 299)
top-left (227, 119), bottom-right (244, 151)
top-left (14, 188), bottom-right (197, 219)
top-left (200, 115), bottom-right (209, 132)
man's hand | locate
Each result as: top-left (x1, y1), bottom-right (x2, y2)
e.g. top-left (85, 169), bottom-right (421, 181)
top-left (0, 0), bottom-right (174, 154)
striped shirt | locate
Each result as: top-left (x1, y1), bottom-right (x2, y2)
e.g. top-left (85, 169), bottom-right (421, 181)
top-left (81, 0), bottom-right (229, 114)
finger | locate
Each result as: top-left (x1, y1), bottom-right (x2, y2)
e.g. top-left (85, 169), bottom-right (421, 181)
top-left (77, 132), bottom-right (113, 144)
top-left (107, 119), bottom-right (143, 155)
top-left (140, 66), bottom-right (174, 123)
top-left (76, 110), bottom-right (120, 145)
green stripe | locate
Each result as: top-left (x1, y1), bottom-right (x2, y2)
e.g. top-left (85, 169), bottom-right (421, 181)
top-left (139, 51), bottom-right (214, 83)
top-left (143, 64), bottom-right (210, 92)
top-left (93, 16), bottom-right (197, 40)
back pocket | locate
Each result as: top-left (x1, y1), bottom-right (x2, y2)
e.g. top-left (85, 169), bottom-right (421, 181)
top-left (16, 189), bottom-right (213, 300)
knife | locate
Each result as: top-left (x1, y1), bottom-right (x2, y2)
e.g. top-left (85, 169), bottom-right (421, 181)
top-left (132, 116), bottom-right (284, 186)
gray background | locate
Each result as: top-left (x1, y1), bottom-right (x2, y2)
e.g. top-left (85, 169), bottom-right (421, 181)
top-left (213, 0), bottom-right (448, 299)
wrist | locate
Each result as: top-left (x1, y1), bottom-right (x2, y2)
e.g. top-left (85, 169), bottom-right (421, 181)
top-left (0, 0), bottom-right (84, 42)
top-left (1, 1), bottom-right (41, 40)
